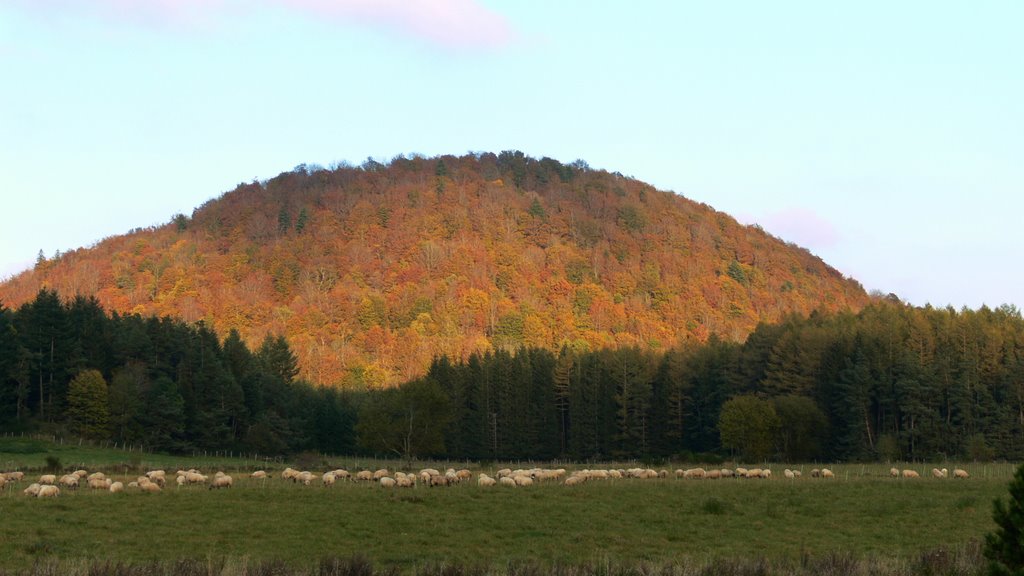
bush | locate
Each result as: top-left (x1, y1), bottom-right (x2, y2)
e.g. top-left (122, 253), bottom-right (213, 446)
top-left (44, 455), bottom-right (62, 472)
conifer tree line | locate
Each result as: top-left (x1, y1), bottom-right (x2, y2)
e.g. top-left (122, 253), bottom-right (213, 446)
top-left (0, 290), bottom-right (356, 455)
top-left (3, 289), bottom-right (1024, 462)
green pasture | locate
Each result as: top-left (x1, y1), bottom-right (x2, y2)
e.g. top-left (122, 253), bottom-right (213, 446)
top-left (0, 438), bottom-right (1014, 572)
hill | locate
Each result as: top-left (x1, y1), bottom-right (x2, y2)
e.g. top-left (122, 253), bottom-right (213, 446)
top-left (0, 152), bottom-right (868, 386)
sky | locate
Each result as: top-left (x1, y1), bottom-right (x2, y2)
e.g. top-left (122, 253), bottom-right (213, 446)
top-left (1, 1), bottom-right (1021, 309)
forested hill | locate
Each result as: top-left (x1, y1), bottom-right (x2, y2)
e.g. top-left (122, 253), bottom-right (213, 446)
top-left (0, 152), bottom-right (868, 387)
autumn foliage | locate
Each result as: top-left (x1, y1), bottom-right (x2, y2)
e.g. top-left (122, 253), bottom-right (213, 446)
top-left (1, 152), bottom-right (868, 387)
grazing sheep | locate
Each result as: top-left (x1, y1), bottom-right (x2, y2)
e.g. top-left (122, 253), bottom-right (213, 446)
top-left (684, 468), bottom-right (707, 479)
top-left (954, 468), bottom-right (970, 479)
top-left (185, 471), bottom-right (208, 485)
top-left (109, 482), bottom-right (124, 493)
top-left (37, 485), bottom-right (60, 498)
top-left (720, 469), bottom-right (735, 478)
top-left (821, 469), bottom-right (835, 479)
top-left (322, 472), bottom-right (336, 487)
top-left (140, 481), bottom-right (162, 493)
top-left (127, 482), bottom-right (139, 488)
top-left (456, 469), bottom-right (473, 481)
top-left (5, 471), bottom-right (24, 483)
top-left (176, 475), bottom-right (187, 487)
top-left (297, 471), bottom-right (315, 486)
top-left (499, 477), bottom-right (517, 487)
top-left (281, 468), bottom-right (299, 482)
top-left (608, 469), bottom-right (623, 479)
top-left (396, 476), bottom-right (415, 488)
top-left (902, 469), bottom-right (920, 479)
top-left (87, 472), bottom-right (106, 482)
top-left (333, 470), bottom-right (350, 481)
top-left (707, 469), bottom-right (722, 480)
top-left (59, 474), bottom-right (79, 489)
top-left (250, 470), bottom-right (268, 480)
top-left (378, 477), bottom-right (396, 488)
top-left (735, 467), bottom-right (748, 477)
top-left (495, 468), bottom-right (512, 478)
top-left (210, 475), bottom-right (233, 490)
top-left (73, 469), bottom-right (89, 479)
top-left (355, 470), bottom-right (374, 482)
top-left (784, 469), bottom-right (795, 480)
top-left (931, 468), bottom-right (946, 479)
top-left (564, 475), bottom-right (584, 486)
top-left (514, 475), bottom-right (534, 487)
top-left (890, 467), bottom-right (900, 478)
top-left (88, 477), bottom-right (112, 490)
top-left (745, 468), bottom-right (763, 479)
top-left (430, 474), bottom-right (449, 487)
top-left (810, 469), bottom-right (821, 478)
top-left (39, 474), bottom-right (56, 485)
top-left (793, 470), bottom-right (802, 478)
top-left (23, 483), bottom-right (41, 497)
top-left (372, 469), bottom-right (390, 481)
top-left (421, 468), bottom-right (442, 477)
top-left (761, 469), bottom-right (772, 479)
top-left (478, 474), bottom-right (496, 487)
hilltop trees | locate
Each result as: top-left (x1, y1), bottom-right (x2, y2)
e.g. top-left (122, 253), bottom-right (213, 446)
top-left (0, 152), bottom-right (869, 388)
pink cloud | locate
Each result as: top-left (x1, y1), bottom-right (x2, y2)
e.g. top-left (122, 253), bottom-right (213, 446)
top-left (3, 0), bottom-right (515, 49)
top-left (285, 0), bottom-right (515, 49)
top-left (755, 208), bottom-right (841, 251)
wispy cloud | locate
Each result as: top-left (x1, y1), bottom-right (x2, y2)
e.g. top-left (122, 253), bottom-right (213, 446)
top-left (754, 208), bottom-right (841, 252)
top-left (3, 0), bottom-right (515, 49)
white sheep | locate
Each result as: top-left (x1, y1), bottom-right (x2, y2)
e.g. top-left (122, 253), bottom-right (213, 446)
top-left (890, 467), bottom-right (899, 478)
top-left (146, 470), bottom-right (167, 486)
top-left (931, 468), bottom-right (947, 479)
top-left (109, 481), bottom-right (124, 493)
top-left (250, 470), bottom-right (268, 480)
top-left (88, 477), bottom-right (112, 490)
top-left (513, 475), bottom-right (534, 487)
top-left (37, 485), bottom-right (60, 498)
top-left (209, 475), bottom-right (233, 489)
top-left (5, 471), bottom-right (24, 482)
top-left (140, 481), bottom-right (162, 493)
top-left (564, 475), bottom-right (584, 486)
top-left (954, 468), bottom-right (970, 479)
top-left (38, 474), bottom-right (56, 485)
top-left (784, 469), bottom-right (795, 480)
top-left (902, 469), bottom-right (919, 479)
top-left (355, 470), bottom-right (374, 482)
top-left (23, 483), bottom-right (41, 496)
top-left (821, 468), bottom-right (835, 479)
top-left (73, 469), bottom-right (89, 479)
top-left (477, 474), bottom-right (496, 487)
top-left (720, 469), bottom-right (735, 478)
top-left (87, 472), bottom-right (106, 482)
top-left (495, 468), bottom-right (512, 478)
top-left (684, 468), bottom-right (707, 479)
top-left (499, 477), bottom-right (517, 487)
top-left (59, 474), bottom-right (79, 489)
top-left (333, 470), bottom-right (350, 481)
top-left (379, 477), bottom-right (396, 488)
top-left (322, 472), bottom-right (336, 487)
top-left (373, 469), bottom-right (390, 481)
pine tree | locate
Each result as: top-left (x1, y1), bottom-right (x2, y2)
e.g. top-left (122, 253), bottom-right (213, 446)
top-left (986, 462), bottom-right (1024, 575)
top-left (66, 369), bottom-right (110, 440)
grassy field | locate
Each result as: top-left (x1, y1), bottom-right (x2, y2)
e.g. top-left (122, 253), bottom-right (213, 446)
top-left (0, 438), bottom-right (1013, 574)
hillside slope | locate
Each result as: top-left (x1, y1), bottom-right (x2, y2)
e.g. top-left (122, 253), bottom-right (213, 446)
top-left (1, 152), bottom-right (868, 386)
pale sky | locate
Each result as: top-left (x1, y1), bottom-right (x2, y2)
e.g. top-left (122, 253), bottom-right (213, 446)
top-left (1, 1), bottom-right (1021, 309)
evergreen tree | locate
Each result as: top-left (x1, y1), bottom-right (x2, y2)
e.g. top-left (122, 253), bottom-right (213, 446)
top-left (66, 369), bottom-right (110, 440)
top-left (986, 463), bottom-right (1024, 575)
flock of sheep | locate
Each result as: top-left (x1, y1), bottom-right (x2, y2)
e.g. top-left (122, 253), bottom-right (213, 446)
top-left (0, 468), bottom-right (235, 498)
top-left (0, 463), bottom-right (973, 499)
